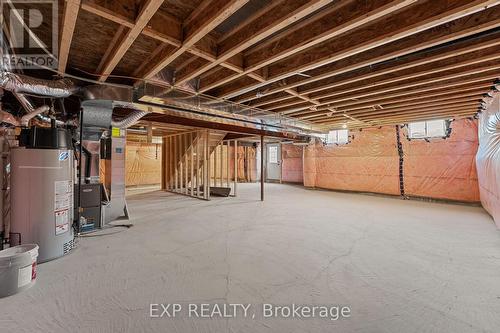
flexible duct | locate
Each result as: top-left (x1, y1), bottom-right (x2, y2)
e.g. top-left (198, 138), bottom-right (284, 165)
top-left (111, 110), bottom-right (148, 128)
top-left (13, 93), bottom-right (64, 126)
top-left (0, 72), bottom-right (77, 98)
top-left (20, 105), bottom-right (49, 127)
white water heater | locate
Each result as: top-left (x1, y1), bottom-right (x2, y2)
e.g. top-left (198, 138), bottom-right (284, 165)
top-left (10, 147), bottom-right (74, 262)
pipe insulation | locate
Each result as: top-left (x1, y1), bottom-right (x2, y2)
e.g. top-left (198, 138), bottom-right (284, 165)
top-left (0, 72), bottom-right (77, 98)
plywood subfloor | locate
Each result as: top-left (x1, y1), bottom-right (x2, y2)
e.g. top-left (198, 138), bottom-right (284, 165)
top-left (1, 184), bottom-right (499, 332)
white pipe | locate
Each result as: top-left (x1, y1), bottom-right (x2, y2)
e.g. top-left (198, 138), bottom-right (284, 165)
top-left (20, 105), bottom-right (49, 127)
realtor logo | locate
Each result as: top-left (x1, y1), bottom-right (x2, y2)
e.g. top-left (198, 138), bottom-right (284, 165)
top-left (1, 0), bottom-right (58, 69)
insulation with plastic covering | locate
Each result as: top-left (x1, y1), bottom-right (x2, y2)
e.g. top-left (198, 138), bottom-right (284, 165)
top-left (476, 92), bottom-right (500, 227)
top-left (281, 144), bottom-right (304, 183)
top-left (402, 119), bottom-right (479, 202)
top-left (304, 126), bottom-right (400, 195)
top-left (303, 119), bottom-right (480, 202)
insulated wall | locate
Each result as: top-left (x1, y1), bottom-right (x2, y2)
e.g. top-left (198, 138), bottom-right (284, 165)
top-left (402, 119), bottom-right (479, 202)
top-left (476, 92), bottom-right (500, 227)
top-left (281, 144), bottom-right (304, 183)
top-left (126, 142), bottom-right (162, 186)
top-left (304, 126), bottom-right (400, 195)
top-left (303, 119), bottom-right (480, 202)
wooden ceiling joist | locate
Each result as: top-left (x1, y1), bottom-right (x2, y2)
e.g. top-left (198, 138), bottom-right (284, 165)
top-left (193, 0), bottom-right (416, 92)
top-left (97, 0), bottom-right (165, 81)
top-left (290, 81), bottom-right (495, 115)
top-left (311, 52), bottom-right (500, 102)
top-left (318, 64), bottom-right (500, 106)
top-left (312, 90), bottom-right (489, 117)
top-left (174, 0), bottom-right (338, 86)
top-left (289, 76), bottom-right (497, 118)
top-left (58, 0), bottom-right (81, 73)
top-left (323, 109), bottom-right (477, 127)
top-left (309, 98), bottom-right (482, 123)
top-left (141, 0), bottom-right (249, 80)
top-left (54, 0), bottom-right (499, 128)
top-left (232, 5), bottom-right (500, 104)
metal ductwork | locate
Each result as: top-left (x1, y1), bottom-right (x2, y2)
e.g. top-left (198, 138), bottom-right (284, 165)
top-left (0, 72), bottom-right (77, 98)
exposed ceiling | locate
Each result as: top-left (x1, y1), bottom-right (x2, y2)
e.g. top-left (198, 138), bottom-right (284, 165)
top-left (55, 0), bottom-right (500, 129)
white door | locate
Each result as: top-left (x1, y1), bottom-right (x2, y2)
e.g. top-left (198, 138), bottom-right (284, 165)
top-left (266, 143), bottom-right (281, 181)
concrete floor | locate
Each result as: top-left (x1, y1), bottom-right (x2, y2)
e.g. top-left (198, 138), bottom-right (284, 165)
top-left (1, 183), bottom-right (500, 333)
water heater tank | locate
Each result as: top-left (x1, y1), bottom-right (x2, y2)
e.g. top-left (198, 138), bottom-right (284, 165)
top-left (11, 147), bottom-right (74, 262)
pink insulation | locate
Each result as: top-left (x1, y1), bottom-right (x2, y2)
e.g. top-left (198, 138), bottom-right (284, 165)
top-left (302, 119), bottom-right (480, 202)
top-left (304, 126), bottom-right (400, 195)
top-left (402, 119), bottom-right (479, 202)
top-left (281, 144), bottom-right (304, 183)
top-left (476, 92), bottom-right (500, 227)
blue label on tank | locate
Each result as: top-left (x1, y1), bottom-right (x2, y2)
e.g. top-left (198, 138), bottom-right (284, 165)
top-left (59, 152), bottom-right (69, 161)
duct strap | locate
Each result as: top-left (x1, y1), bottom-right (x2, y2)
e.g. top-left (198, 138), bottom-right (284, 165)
top-left (395, 125), bottom-right (406, 198)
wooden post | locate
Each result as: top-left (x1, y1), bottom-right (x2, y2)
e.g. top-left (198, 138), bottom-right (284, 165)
top-left (161, 137), bottom-right (166, 190)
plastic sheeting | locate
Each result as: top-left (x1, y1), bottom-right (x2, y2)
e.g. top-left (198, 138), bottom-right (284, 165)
top-left (304, 126), bottom-right (400, 195)
top-left (126, 142), bottom-right (162, 186)
top-left (476, 92), bottom-right (500, 227)
top-left (303, 119), bottom-right (480, 201)
top-left (281, 144), bottom-right (304, 183)
top-left (403, 119), bottom-right (479, 202)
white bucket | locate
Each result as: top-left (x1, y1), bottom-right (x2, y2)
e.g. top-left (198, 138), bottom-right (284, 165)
top-left (0, 244), bottom-right (38, 298)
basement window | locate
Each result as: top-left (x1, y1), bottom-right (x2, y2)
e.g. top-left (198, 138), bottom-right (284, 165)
top-left (408, 119), bottom-right (448, 139)
top-left (325, 129), bottom-right (349, 145)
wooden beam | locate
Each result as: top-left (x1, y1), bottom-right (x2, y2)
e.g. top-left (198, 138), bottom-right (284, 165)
top-left (278, 59), bottom-right (499, 115)
top-left (310, 50), bottom-right (500, 101)
top-left (96, 26), bottom-right (127, 75)
top-left (256, 33), bottom-right (500, 109)
top-left (321, 108), bottom-right (477, 126)
top-left (288, 77), bottom-right (496, 118)
top-left (290, 81), bottom-right (494, 115)
top-left (228, 4), bottom-right (500, 102)
top-left (97, 0), bottom-right (164, 81)
top-left (360, 109), bottom-right (477, 122)
top-left (179, 0), bottom-right (415, 85)
top-left (306, 95), bottom-right (484, 121)
top-left (58, 0), bottom-right (81, 73)
top-left (305, 37), bottom-right (500, 96)
top-left (81, 0), bottom-right (182, 46)
top-left (318, 63), bottom-right (500, 106)
top-left (197, 0), bottom-right (416, 92)
top-left (307, 89), bottom-right (490, 119)
top-left (309, 98), bottom-right (482, 122)
top-left (142, 0), bottom-right (249, 80)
